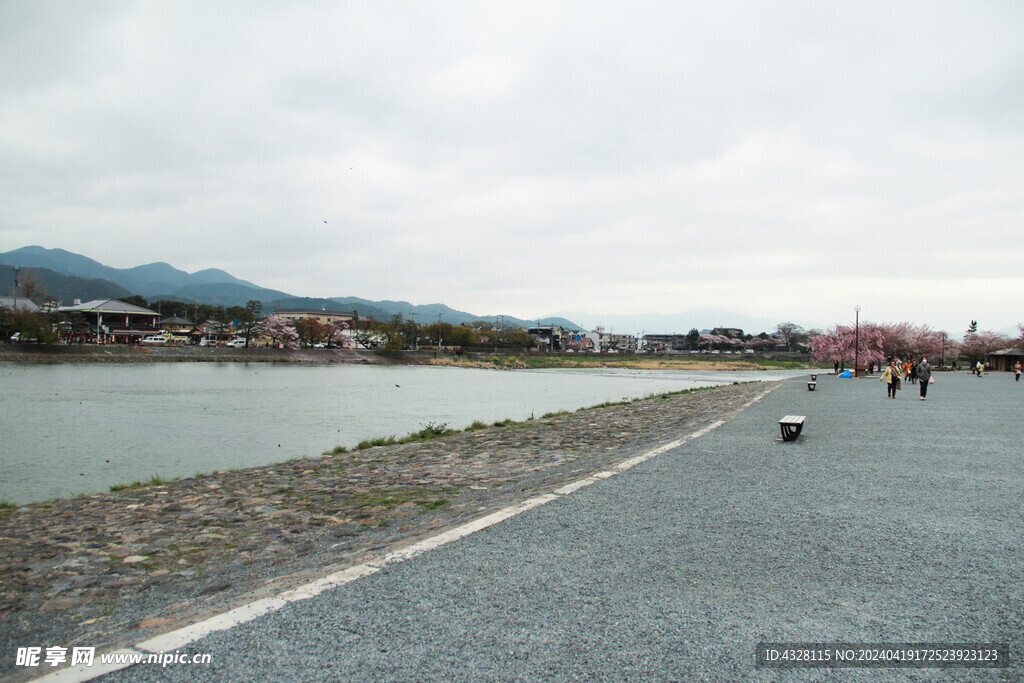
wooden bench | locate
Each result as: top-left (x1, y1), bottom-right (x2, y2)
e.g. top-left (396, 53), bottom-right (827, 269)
top-left (779, 415), bottom-right (806, 442)
top-left (807, 381), bottom-right (816, 391)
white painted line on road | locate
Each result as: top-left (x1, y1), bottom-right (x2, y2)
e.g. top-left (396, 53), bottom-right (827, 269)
top-left (32, 401), bottom-right (763, 683)
top-left (689, 420), bottom-right (725, 439)
top-left (136, 597), bottom-right (288, 653)
top-left (279, 563), bottom-right (381, 601)
top-left (554, 477), bottom-right (601, 495)
top-left (616, 438), bottom-right (685, 471)
top-left (380, 494), bottom-right (560, 565)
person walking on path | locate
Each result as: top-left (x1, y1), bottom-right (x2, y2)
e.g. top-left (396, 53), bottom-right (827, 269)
top-left (881, 360), bottom-right (899, 398)
top-left (1015, 360), bottom-right (1021, 382)
top-left (917, 357), bottom-right (932, 400)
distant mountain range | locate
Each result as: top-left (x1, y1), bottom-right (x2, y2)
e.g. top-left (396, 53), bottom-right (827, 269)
top-left (0, 246), bottom-right (580, 329)
top-left (1, 246), bottom-right (802, 334)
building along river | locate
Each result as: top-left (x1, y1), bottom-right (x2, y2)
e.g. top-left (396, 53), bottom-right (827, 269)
top-left (0, 363), bottom-right (807, 504)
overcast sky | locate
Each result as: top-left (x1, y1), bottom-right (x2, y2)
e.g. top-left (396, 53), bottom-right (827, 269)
top-left (2, 1), bottom-right (1022, 335)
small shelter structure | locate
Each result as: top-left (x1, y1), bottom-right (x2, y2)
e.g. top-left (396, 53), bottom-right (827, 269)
top-left (987, 348), bottom-right (1024, 373)
top-left (58, 299), bottom-right (160, 344)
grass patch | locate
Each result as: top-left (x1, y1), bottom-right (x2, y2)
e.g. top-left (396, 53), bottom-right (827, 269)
top-left (323, 444), bottom-right (350, 455)
top-left (397, 422), bottom-right (456, 444)
top-left (344, 487), bottom-right (455, 511)
top-left (109, 475), bottom-right (170, 492)
top-left (356, 436), bottom-right (397, 450)
top-left (583, 399), bottom-right (632, 410)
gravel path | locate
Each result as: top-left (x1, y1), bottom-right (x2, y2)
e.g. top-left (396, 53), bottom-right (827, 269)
top-left (2, 381), bottom-right (772, 681)
top-left (88, 371), bottom-right (1024, 682)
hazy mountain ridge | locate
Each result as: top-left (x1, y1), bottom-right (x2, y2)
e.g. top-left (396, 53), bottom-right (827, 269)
top-left (0, 246), bottom-right (580, 329)
top-left (0, 246), bottom-right (258, 299)
top-left (0, 264), bottom-right (133, 304)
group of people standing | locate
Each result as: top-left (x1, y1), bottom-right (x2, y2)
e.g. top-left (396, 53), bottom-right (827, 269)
top-left (880, 357), bottom-right (933, 400)
top-left (877, 358), bottom-right (1021, 398)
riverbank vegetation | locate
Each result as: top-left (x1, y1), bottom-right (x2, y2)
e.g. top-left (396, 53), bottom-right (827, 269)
top-left (317, 384), bottom-right (734, 460)
top-left (428, 353), bottom-right (821, 371)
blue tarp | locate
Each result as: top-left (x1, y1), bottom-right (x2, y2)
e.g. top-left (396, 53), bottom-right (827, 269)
top-left (839, 370), bottom-right (853, 378)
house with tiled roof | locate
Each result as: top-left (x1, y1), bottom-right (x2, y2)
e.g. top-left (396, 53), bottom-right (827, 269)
top-left (58, 299), bottom-right (160, 343)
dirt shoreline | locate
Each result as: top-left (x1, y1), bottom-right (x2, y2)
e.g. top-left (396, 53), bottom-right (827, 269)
top-left (0, 344), bottom-right (391, 364)
top-left (0, 343), bottom-right (818, 372)
top-left (0, 380), bottom-right (779, 680)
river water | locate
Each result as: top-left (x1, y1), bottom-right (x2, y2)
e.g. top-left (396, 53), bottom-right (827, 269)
top-left (0, 363), bottom-right (806, 504)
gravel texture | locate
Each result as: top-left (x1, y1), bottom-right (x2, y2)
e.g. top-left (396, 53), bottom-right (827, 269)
top-left (1, 381), bottom-right (771, 681)
top-left (87, 371), bottom-right (1024, 682)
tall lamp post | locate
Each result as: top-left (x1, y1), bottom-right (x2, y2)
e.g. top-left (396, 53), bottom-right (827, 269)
top-left (854, 305), bottom-right (861, 377)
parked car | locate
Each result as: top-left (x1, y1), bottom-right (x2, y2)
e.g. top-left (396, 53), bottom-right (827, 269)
top-left (141, 335), bottom-right (168, 344)
top-left (226, 339), bottom-right (247, 348)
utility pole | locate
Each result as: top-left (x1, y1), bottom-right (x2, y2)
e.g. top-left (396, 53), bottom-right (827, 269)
top-left (854, 305), bottom-right (861, 377)
top-left (12, 266), bottom-right (19, 313)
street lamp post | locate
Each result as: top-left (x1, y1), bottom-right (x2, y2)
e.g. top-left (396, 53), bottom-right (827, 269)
top-left (854, 305), bottom-right (861, 377)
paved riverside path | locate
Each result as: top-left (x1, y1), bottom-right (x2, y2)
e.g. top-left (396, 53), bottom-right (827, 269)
top-left (98, 372), bottom-right (1023, 681)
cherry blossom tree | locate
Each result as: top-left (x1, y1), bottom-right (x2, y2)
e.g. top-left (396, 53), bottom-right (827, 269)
top-left (324, 321), bottom-right (356, 349)
top-left (260, 315), bottom-right (299, 349)
top-left (960, 329), bottom-right (1011, 364)
top-left (814, 321), bottom-right (959, 366)
top-left (809, 324), bottom-right (885, 367)
top-left (746, 336), bottom-right (775, 353)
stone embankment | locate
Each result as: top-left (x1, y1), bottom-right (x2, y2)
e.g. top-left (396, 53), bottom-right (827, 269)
top-left (0, 380), bottom-right (777, 677)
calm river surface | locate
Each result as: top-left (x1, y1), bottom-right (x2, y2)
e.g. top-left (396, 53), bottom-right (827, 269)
top-left (0, 363), bottom-right (806, 504)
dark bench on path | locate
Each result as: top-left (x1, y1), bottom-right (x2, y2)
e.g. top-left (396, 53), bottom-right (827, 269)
top-left (779, 415), bottom-right (806, 442)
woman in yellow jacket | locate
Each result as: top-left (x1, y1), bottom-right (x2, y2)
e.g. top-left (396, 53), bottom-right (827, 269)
top-left (881, 360), bottom-right (899, 399)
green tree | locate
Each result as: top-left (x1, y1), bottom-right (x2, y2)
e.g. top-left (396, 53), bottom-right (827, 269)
top-left (685, 328), bottom-right (701, 350)
top-left (0, 304), bottom-right (12, 338)
top-left (504, 329), bottom-right (533, 350)
top-left (235, 300), bottom-right (264, 347)
top-left (9, 309), bottom-right (57, 343)
top-left (448, 324), bottom-right (477, 347)
top-left (424, 321), bottom-right (454, 348)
